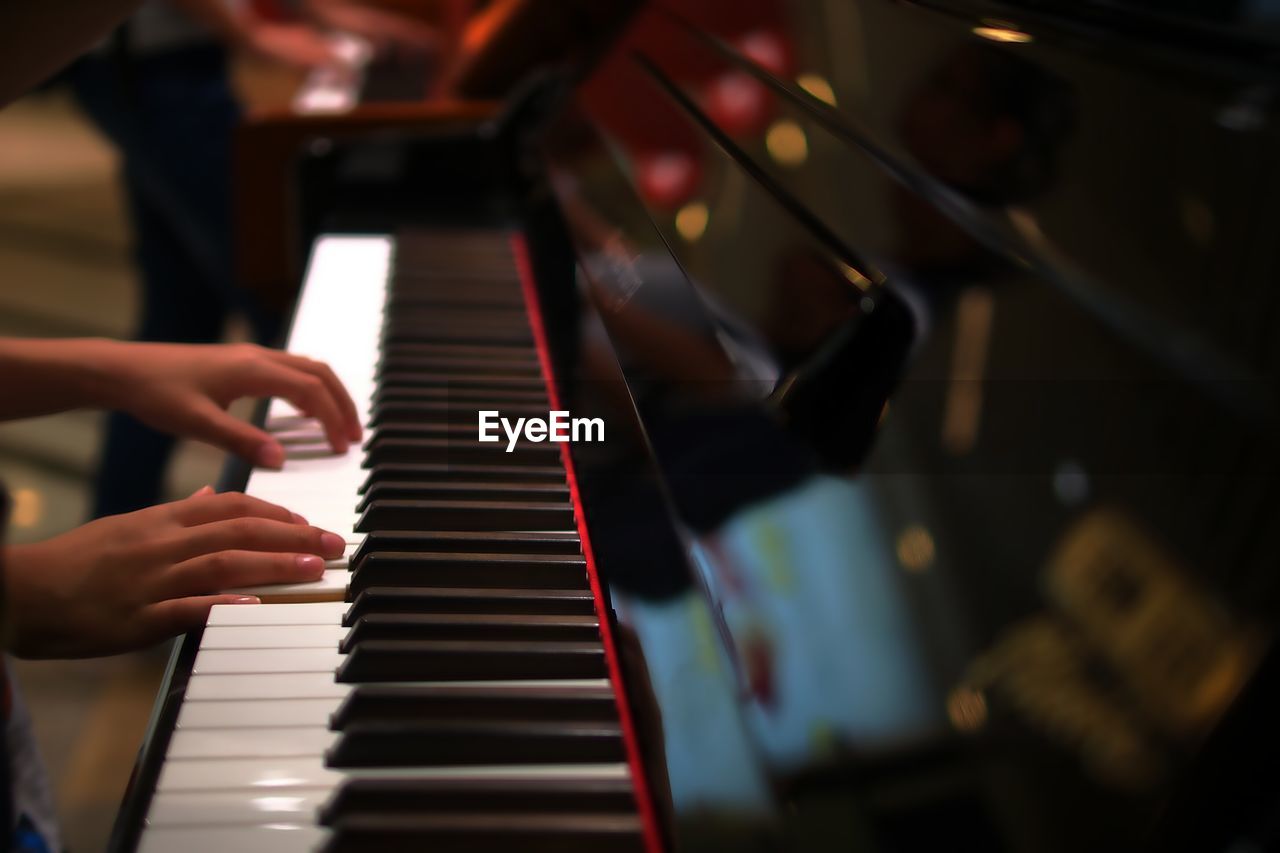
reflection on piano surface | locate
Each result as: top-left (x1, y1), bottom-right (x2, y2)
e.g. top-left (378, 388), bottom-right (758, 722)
top-left (115, 1), bottom-right (1280, 851)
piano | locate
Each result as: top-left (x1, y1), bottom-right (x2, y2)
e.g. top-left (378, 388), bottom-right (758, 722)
top-left (113, 1), bottom-right (1280, 852)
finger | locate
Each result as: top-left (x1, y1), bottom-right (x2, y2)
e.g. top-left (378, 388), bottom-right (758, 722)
top-left (162, 517), bottom-right (346, 564)
top-left (169, 490), bottom-right (304, 527)
top-left (189, 485), bottom-right (216, 498)
top-left (330, 7), bottom-right (440, 51)
top-left (158, 550), bottom-right (327, 598)
top-left (144, 594), bottom-right (262, 640)
top-left (184, 397), bottom-right (286, 469)
top-left (269, 351), bottom-right (363, 441)
top-left (249, 360), bottom-right (351, 454)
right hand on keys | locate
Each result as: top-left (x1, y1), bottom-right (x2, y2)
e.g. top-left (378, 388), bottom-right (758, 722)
top-left (1, 488), bottom-right (345, 658)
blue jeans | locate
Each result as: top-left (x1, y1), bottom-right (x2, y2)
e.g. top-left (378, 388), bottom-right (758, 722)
top-left (68, 46), bottom-right (283, 517)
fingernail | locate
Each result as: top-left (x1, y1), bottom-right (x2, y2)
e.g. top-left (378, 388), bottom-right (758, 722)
top-left (190, 485), bottom-right (215, 498)
top-left (320, 532), bottom-right (345, 556)
top-left (256, 442), bottom-right (285, 469)
top-left (230, 595), bottom-right (261, 605)
top-left (290, 511), bottom-right (308, 525)
top-left (295, 554), bottom-right (325, 576)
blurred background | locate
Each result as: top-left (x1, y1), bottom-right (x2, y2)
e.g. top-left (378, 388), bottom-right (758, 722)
top-left (0, 60), bottom-right (301, 852)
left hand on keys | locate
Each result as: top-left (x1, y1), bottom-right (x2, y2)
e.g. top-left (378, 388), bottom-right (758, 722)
top-left (98, 342), bottom-right (363, 468)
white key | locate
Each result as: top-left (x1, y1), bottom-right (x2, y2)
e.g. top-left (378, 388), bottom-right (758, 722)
top-left (225, 569), bottom-right (350, 603)
top-left (292, 33), bottom-right (371, 116)
top-left (192, 648), bottom-right (342, 675)
top-left (184, 673), bottom-right (350, 701)
top-left (177, 698), bottom-right (338, 729)
top-left (156, 757), bottom-right (343, 793)
top-left (142, 236), bottom-right (394, 851)
top-left (147, 790), bottom-right (327, 826)
top-left (138, 824), bottom-right (324, 853)
top-left (242, 236), bottom-right (390, 530)
top-left (155, 757), bottom-right (631, 795)
top-left (198, 626), bottom-right (345, 650)
top-left (246, 465), bottom-right (364, 537)
top-left (207, 602), bottom-right (347, 627)
top-left (166, 728), bottom-right (337, 760)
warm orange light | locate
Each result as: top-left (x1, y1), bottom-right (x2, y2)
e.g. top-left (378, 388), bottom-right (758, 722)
top-left (973, 25), bottom-right (1033, 44)
top-left (11, 487), bottom-right (42, 528)
top-left (896, 525), bottom-right (936, 572)
top-left (765, 120), bottom-right (808, 168)
top-left (675, 201), bottom-right (709, 242)
top-left (947, 686), bottom-right (988, 732)
top-left (796, 74), bottom-right (837, 107)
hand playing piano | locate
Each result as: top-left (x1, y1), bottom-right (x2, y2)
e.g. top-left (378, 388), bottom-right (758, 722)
top-left (302, 0), bottom-right (446, 55)
top-left (241, 21), bottom-right (345, 70)
top-left (1, 488), bottom-right (346, 658)
top-left (100, 341), bottom-right (364, 469)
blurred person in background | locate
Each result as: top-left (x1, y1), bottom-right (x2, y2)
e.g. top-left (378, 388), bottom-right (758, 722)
top-left (66, 0), bottom-right (440, 520)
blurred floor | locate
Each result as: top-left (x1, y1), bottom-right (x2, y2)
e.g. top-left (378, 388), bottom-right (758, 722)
top-left (0, 90), bottom-right (228, 852)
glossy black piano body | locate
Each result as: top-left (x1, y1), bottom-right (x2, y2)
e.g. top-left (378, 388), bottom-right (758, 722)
top-left (116, 1), bottom-right (1280, 851)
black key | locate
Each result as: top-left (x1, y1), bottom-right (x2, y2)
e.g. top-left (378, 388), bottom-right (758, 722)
top-left (356, 499), bottom-right (574, 532)
top-left (394, 260), bottom-right (518, 277)
top-left (344, 587), bottom-right (597, 625)
top-left (372, 385), bottom-right (549, 405)
top-left (329, 684), bottom-right (618, 729)
top-left (378, 356), bottom-right (541, 376)
top-left (381, 342), bottom-right (535, 360)
top-left (362, 439), bottom-right (560, 467)
top-left (334, 639), bottom-right (607, 682)
top-left (375, 372), bottom-right (547, 392)
top-left (383, 301), bottom-right (526, 318)
top-left (359, 464), bottom-right (566, 490)
top-left (386, 291), bottom-right (524, 312)
top-left (369, 402), bottom-right (547, 428)
top-left (391, 288), bottom-right (520, 302)
top-left (382, 307), bottom-right (531, 328)
top-left (356, 481), bottom-right (570, 512)
top-left (320, 776), bottom-right (634, 822)
top-left (348, 552), bottom-right (587, 596)
top-left (350, 531), bottom-right (579, 566)
top-left (321, 812), bottom-right (645, 853)
top-left (381, 325), bottom-right (532, 347)
top-left (327, 718), bottom-right (624, 767)
top-left (380, 309), bottom-right (525, 327)
top-left (380, 324), bottom-right (534, 345)
top-left (340, 613), bottom-right (600, 650)
top-left (363, 422), bottom-right (479, 444)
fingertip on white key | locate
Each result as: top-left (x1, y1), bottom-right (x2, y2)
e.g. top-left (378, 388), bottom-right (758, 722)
top-left (223, 569), bottom-right (349, 604)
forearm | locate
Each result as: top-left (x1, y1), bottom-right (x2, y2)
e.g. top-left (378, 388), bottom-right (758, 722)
top-left (0, 0), bottom-right (141, 107)
top-left (0, 337), bottom-right (122, 421)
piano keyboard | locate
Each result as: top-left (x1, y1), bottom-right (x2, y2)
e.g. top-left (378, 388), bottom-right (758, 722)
top-left (292, 35), bottom-right (372, 115)
top-left (133, 232), bottom-right (656, 852)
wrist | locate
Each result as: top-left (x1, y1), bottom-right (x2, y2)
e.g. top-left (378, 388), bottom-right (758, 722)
top-left (74, 338), bottom-right (135, 410)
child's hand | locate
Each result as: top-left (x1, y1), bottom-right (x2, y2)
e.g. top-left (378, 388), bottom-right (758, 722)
top-left (101, 342), bottom-right (363, 468)
top-left (2, 488), bottom-right (345, 658)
